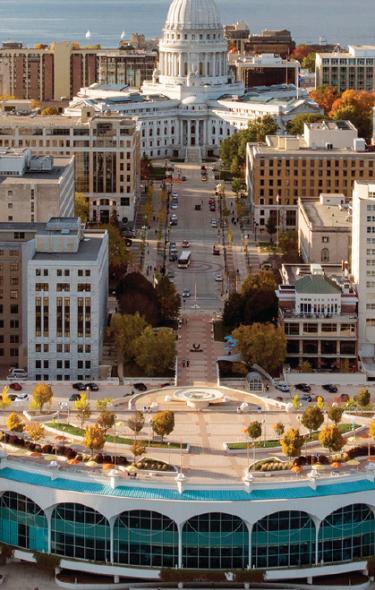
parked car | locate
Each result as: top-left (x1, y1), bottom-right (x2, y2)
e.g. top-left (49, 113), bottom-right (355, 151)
top-left (7, 368), bottom-right (27, 380)
top-left (301, 395), bottom-right (313, 403)
top-left (69, 392), bottom-right (81, 402)
top-left (167, 270), bottom-right (175, 279)
top-left (169, 253), bottom-right (177, 262)
top-left (274, 382), bottom-right (290, 393)
top-left (9, 382), bottom-right (22, 391)
top-left (14, 393), bottom-right (29, 401)
top-left (212, 244), bottom-right (220, 255)
top-left (214, 272), bottom-right (223, 282)
top-left (171, 192), bottom-right (178, 198)
top-left (211, 219), bottom-right (218, 228)
top-left (295, 383), bottom-right (311, 392)
top-left (134, 383), bottom-right (148, 392)
top-left (182, 240), bottom-right (190, 248)
top-left (182, 288), bottom-right (191, 298)
top-left (86, 382), bottom-right (99, 391)
top-left (72, 382), bottom-right (86, 391)
top-left (322, 384), bottom-right (338, 393)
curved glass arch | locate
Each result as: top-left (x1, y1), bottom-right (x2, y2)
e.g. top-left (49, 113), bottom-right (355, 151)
top-left (318, 503), bottom-right (375, 563)
top-left (182, 512), bottom-right (248, 569)
top-left (51, 503), bottom-right (110, 562)
top-left (252, 510), bottom-right (316, 568)
top-left (113, 510), bottom-right (178, 567)
top-left (0, 491), bottom-right (47, 552)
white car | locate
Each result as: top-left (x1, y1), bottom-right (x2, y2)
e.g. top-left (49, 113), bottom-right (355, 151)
top-left (7, 368), bottom-right (28, 380)
top-left (171, 202), bottom-right (178, 210)
top-left (275, 382), bottom-right (290, 393)
top-left (14, 393), bottom-right (29, 402)
top-left (211, 219), bottom-right (218, 228)
top-left (214, 272), bottom-right (223, 282)
top-left (171, 192), bottom-right (178, 198)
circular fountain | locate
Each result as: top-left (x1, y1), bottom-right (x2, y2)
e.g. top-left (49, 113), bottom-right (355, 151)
top-left (174, 388), bottom-right (224, 410)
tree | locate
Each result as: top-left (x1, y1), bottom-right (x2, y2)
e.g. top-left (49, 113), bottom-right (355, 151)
top-left (130, 440), bottom-right (146, 464)
top-left (116, 273), bottom-right (159, 326)
top-left (369, 419), bottom-right (375, 442)
top-left (316, 395), bottom-right (325, 411)
top-left (292, 394), bottom-right (300, 410)
top-left (319, 424), bottom-right (344, 456)
top-left (95, 398), bottom-right (112, 412)
top-left (354, 387), bottom-right (371, 408)
top-left (74, 192), bottom-right (89, 222)
top-left (299, 360), bottom-right (312, 373)
top-left (265, 216), bottom-right (277, 243)
top-left (242, 289), bottom-right (278, 325)
top-left (127, 411), bottom-right (145, 438)
top-left (309, 85), bottom-right (339, 114)
top-left (102, 224), bottom-right (133, 282)
top-left (151, 410), bottom-right (175, 442)
top-left (329, 89), bottom-right (375, 139)
top-left (292, 44), bottom-right (311, 61)
top-left (301, 52), bottom-right (316, 72)
top-left (155, 276), bottom-right (181, 323)
top-left (0, 386), bottom-right (11, 410)
top-left (231, 177), bottom-right (242, 196)
top-left (24, 423), bottom-right (45, 443)
top-left (286, 113), bottom-right (324, 136)
top-left (110, 312), bottom-right (148, 369)
top-left (223, 292), bottom-right (245, 330)
top-left (97, 410), bottom-right (116, 434)
top-left (280, 428), bottom-right (304, 458)
top-left (245, 420), bottom-right (262, 463)
top-left (233, 323), bottom-right (287, 374)
top-left (74, 392), bottom-right (91, 429)
top-left (31, 383), bottom-right (53, 411)
top-left (301, 405), bottom-right (324, 437)
top-left (83, 424), bottom-right (105, 457)
top-left (278, 230), bottom-right (299, 262)
top-left (241, 271), bottom-right (276, 293)
top-left (327, 405), bottom-right (344, 425)
top-left (40, 106), bottom-right (59, 116)
top-left (135, 326), bottom-right (176, 376)
top-left (273, 422), bottom-right (285, 437)
top-left (6, 412), bottom-right (24, 433)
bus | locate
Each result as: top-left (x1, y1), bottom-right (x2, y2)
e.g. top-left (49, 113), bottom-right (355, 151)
top-left (178, 250), bottom-right (191, 268)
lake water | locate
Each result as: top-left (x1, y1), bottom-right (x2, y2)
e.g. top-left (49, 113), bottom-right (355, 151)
top-left (0, 0), bottom-right (373, 47)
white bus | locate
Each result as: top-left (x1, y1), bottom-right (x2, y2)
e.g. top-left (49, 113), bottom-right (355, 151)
top-left (178, 250), bottom-right (191, 268)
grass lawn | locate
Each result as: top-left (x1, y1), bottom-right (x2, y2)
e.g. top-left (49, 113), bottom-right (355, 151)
top-left (46, 422), bottom-right (187, 449)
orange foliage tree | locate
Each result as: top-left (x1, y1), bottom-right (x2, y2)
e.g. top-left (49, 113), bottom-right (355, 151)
top-left (309, 86), bottom-right (339, 114)
top-left (329, 90), bottom-right (375, 139)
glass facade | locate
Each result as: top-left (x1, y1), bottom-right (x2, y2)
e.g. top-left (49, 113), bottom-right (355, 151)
top-left (113, 510), bottom-right (178, 567)
top-left (182, 512), bottom-right (248, 569)
top-left (252, 511), bottom-right (316, 568)
top-left (0, 491), bottom-right (47, 552)
top-left (51, 503), bottom-right (110, 562)
top-left (318, 504), bottom-right (375, 563)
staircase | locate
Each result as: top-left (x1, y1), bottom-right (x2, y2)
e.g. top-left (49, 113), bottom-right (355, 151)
top-left (185, 146), bottom-right (202, 163)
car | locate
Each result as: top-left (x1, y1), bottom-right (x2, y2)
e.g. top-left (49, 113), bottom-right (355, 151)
top-left (210, 204), bottom-right (216, 212)
top-left (301, 395), bottom-right (313, 403)
top-left (182, 240), bottom-right (190, 248)
top-left (134, 382), bottom-right (147, 392)
top-left (211, 219), bottom-right (218, 228)
top-left (209, 198), bottom-right (215, 204)
top-left (169, 245), bottom-right (178, 254)
top-left (275, 382), bottom-right (290, 393)
top-left (194, 204), bottom-right (201, 211)
top-left (181, 176), bottom-right (187, 181)
top-left (9, 382), bottom-right (22, 391)
top-left (201, 176), bottom-right (208, 182)
top-left (72, 382), bottom-right (86, 391)
top-left (87, 382), bottom-right (99, 391)
top-left (171, 202), bottom-right (178, 210)
top-left (160, 382), bottom-right (171, 388)
top-left (171, 192), bottom-right (178, 198)
top-left (69, 392), bottom-right (81, 402)
top-left (7, 368), bottom-right (27, 380)
top-left (123, 228), bottom-right (136, 238)
top-left (182, 288), bottom-right (191, 298)
top-left (167, 270), bottom-right (175, 279)
top-left (170, 213), bottom-right (177, 220)
top-left (295, 383), bottom-right (311, 392)
top-left (169, 253), bottom-right (177, 262)
top-left (214, 272), bottom-right (223, 282)
top-left (14, 393), bottom-right (28, 401)
top-left (169, 218), bottom-right (178, 226)
top-left (212, 245), bottom-right (220, 255)
top-left (322, 384), bottom-right (338, 393)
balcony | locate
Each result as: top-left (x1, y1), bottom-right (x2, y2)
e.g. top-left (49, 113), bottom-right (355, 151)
top-left (279, 309), bottom-right (357, 322)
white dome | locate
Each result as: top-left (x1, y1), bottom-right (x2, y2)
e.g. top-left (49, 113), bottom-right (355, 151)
top-left (165, 0), bottom-right (221, 30)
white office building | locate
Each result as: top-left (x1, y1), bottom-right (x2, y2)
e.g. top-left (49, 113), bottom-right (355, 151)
top-left (26, 218), bottom-right (108, 381)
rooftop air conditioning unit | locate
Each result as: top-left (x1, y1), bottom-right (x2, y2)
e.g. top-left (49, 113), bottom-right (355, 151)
top-left (325, 142), bottom-right (333, 150)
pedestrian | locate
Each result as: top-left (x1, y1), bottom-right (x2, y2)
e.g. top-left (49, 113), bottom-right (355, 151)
top-left (182, 361), bottom-right (186, 368)
top-left (186, 360), bottom-right (190, 368)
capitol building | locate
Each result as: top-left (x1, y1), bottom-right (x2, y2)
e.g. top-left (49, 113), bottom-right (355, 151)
top-left (66, 0), bottom-right (320, 161)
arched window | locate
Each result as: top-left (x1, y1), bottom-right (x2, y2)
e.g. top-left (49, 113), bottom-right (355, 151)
top-left (321, 247), bottom-right (329, 262)
top-left (318, 504), bottom-right (375, 563)
top-left (113, 510), bottom-right (178, 567)
top-left (0, 492), bottom-right (47, 552)
top-left (182, 512), bottom-right (248, 569)
top-left (51, 503), bottom-right (110, 562)
top-left (252, 511), bottom-right (315, 568)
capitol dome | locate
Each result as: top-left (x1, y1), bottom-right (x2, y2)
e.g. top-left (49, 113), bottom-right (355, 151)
top-left (165, 0), bottom-right (221, 30)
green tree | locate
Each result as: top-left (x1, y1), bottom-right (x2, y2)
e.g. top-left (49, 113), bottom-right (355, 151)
top-left (102, 224), bottom-right (133, 282)
top-left (241, 270), bottom-right (276, 293)
top-left (233, 323), bottom-right (287, 374)
top-left (231, 177), bottom-right (242, 196)
top-left (95, 398), bottom-right (112, 412)
top-left (223, 292), bottom-right (244, 330)
top-left (151, 410), bottom-right (175, 442)
top-left (301, 405), bottom-right (324, 437)
top-left (155, 276), bottom-right (181, 323)
top-left (135, 326), bottom-right (176, 376)
top-left (116, 273), bottom-right (160, 326)
top-left (278, 230), bottom-right (299, 262)
top-left (245, 420), bottom-right (262, 463)
top-left (319, 424), bottom-right (344, 457)
top-left (6, 412), bottom-right (24, 432)
top-left (265, 216), bottom-right (277, 243)
top-left (286, 113), bottom-right (324, 135)
top-left (97, 410), bottom-right (116, 434)
top-left (83, 424), bottom-right (105, 457)
top-left (110, 312), bottom-right (148, 370)
top-left (31, 383), bottom-right (53, 411)
top-left (301, 51), bottom-right (316, 72)
top-left (74, 192), bottom-right (89, 222)
top-left (74, 392), bottom-right (91, 429)
top-left (354, 387), bottom-right (371, 408)
top-left (280, 428), bottom-right (304, 458)
top-left (327, 405), bottom-right (344, 425)
top-left (127, 411), bottom-right (145, 438)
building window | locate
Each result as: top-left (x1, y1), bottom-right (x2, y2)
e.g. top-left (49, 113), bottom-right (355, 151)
top-left (321, 248), bottom-right (330, 262)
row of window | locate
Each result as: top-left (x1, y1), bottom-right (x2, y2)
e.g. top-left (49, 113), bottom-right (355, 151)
top-left (35, 269), bottom-right (91, 277)
top-left (34, 359), bottom-right (91, 370)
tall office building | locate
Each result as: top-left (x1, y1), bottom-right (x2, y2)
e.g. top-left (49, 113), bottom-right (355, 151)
top-left (315, 45), bottom-right (375, 92)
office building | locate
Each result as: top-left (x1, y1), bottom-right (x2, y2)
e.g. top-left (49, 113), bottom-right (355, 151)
top-left (0, 148), bottom-right (74, 222)
top-left (277, 263), bottom-right (358, 371)
top-left (26, 217), bottom-right (108, 381)
top-left (233, 54), bottom-right (298, 90)
top-left (315, 45), bottom-right (375, 92)
top-left (0, 112), bottom-right (139, 223)
top-left (246, 120), bottom-right (375, 229)
top-left (97, 48), bottom-right (158, 87)
top-left (298, 193), bottom-right (351, 264)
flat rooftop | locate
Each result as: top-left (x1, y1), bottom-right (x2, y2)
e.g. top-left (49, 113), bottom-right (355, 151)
top-left (301, 199), bottom-right (352, 229)
top-left (33, 233), bottom-right (104, 261)
top-left (0, 158), bottom-right (73, 184)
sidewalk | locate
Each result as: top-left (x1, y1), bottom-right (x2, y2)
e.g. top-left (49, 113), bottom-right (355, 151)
top-left (1, 562), bottom-right (58, 590)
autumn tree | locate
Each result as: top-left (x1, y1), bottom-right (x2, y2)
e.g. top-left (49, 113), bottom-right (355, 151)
top-left (40, 106), bottom-right (59, 116)
top-left (292, 44), bottom-right (311, 61)
top-left (273, 422), bottom-right (285, 437)
top-left (369, 419), bottom-right (375, 442)
top-left (74, 192), bottom-right (89, 222)
top-left (95, 398), bottom-right (112, 412)
top-left (329, 89), bottom-right (375, 139)
top-left (24, 423), bottom-right (45, 443)
top-left (278, 230), bottom-right (299, 262)
top-left (97, 410), bottom-right (116, 434)
top-left (301, 405), bottom-right (324, 437)
top-left (74, 392), bottom-right (91, 429)
top-left (0, 386), bottom-right (11, 410)
top-left (241, 270), bottom-right (276, 293)
top-left (309, 85), bottom-right (339, 114)
top-left (155, 276), bottom-right (181, 323)
top-left (127, 411), bottom-right (145, 438)
top-left (151, 410), bottom-right (175, 442)
top-left (319, 424), bottom-right (344, 457)
top-left (280, 428), bottom-right (304, 458)
top-left (327, 405), bottom-right (344, 425)
top-left (31, 383), bottom-right (53, 411)
top-left (354, 387), bottom-right (371, 408)
top-left (83, 424), bottom-right (106, 457)
top-left (316, 395), bottom-right (325, 411)
top-left (292, 394), bottom-right (300, 410)
top-left (134, 326), bottom-right (176, 376)
top-left (299, 360), bottom-right (312, 373)
top-left (130, 440), bottom-right (146, 464)
top-left (6, 412), bottom-right (24, 432)
top-left (233, 323), bottom-right (287, 374)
